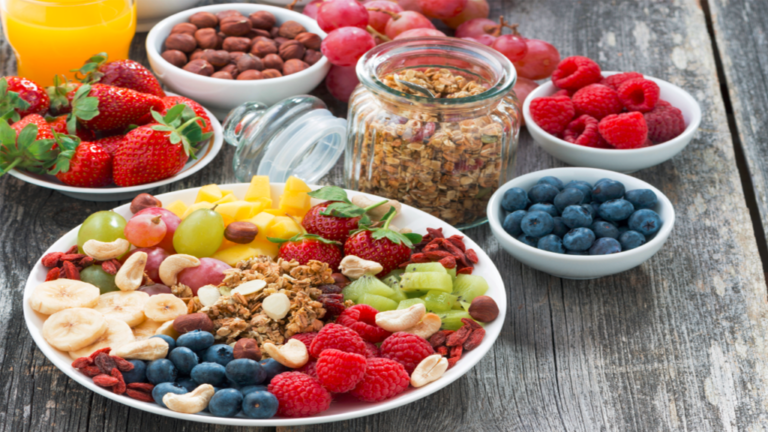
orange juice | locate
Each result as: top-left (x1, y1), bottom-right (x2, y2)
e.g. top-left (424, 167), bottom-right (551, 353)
top-left (1, 0), bottom-right (136, 86)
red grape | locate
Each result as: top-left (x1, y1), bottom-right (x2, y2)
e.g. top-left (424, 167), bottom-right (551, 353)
top-left (326, 65), bottom-right (359, 102)
top-left (394, 28), bottom-right (446, 39)
top-left (365, 0), bottom-right (403, 33)
top-left (512, 77), bottom-right (539, 125)
top-left (123, 246), bottom-right (169, 282)
top-left (492, 34), bottom-right (528, 62)
top-left (384, 11), bottom-right (434, 39)
top-left (302, 0), bottom-right (325, 19)
top-left (418, 0), bottom-right (467, 19)
top-left (125, 213), bottom-right (167, 248)
top-left (321, 26), bottom-right (377, 67)
top-left (317, 0), bottom-right (369, 32)
top-left (178, 257), bottom-right (231, 295)
top-left (135, 207), bottom-right (181, 253)
top-left (443, 0), bottom-right (489, 29)
top-left (395, 0), bottom-right (422, 12)
top-left (137, 284), bottom-right (172, 296)
top-left (455, 17), bottom-right (497, 39)
top-left (513, 38), bottom-right (561, 80)
top-left (475, 34), bottom-right (496, 46)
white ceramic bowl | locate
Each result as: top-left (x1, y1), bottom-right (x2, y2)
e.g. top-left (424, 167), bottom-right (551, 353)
top-left (487, 167), bottom-right (675, 280)
top-left (522, 72), bottom-right (701, 173)
top-left (23, 183), bottom-right (506, 426)
top-left (136, 0), bottom-right (203, 32)
top-left (146, 4), bottom-right (331, 120)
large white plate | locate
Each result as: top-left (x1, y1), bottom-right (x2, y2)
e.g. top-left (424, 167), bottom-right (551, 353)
top-left (22, 184), bottom-right (506, 426)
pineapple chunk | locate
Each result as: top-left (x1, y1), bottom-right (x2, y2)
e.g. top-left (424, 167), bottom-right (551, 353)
top-left (216, 201), bottom-right (259, 221)
top-left (267, 216), bottom-right (302, 240)
top-left (252, 197), bottom-right (273, 209)
top-left (182, 202), bottom-right (214, 219)
top-left (212, 245), bottom-right (259, 266)
top-left (219, 189), bottom-right (234, 197)
top-left (217, 238), bottom-right (239, 252)
top-left (263, 208), bottom-right (288, 216)
top-left (195, 184), bottom-right (222, 203)
top-left (213, 194), bottom-right (236, 205)
top-left (249, 212), bottom-right (275, 241)
top-left (249, 238), bottom-right (279, 258)
top-left (164, 200), bottom-right (187, 218)
top-left (245, 176), bottom-right (271, 202)
top-left (279, 191), bottom-right (311, 217)
top-left (285, 176), bottom-right (312, 193)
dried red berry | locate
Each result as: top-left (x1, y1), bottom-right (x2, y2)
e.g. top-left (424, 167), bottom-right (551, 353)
top-left (80, 366), bottom-right (102, 377)
top-left (60, 253), bottom-right (85, 262)
top-left (89, 347), bottom-right (112, 359)
top-left (65, 245), bottom-right (78, 255)
top-left (425, 250), bottom-right (452, 260)
top-left (438, 256), bottom-right (456, 269)
top-left (95, 353), bottom-right (117, 374)
top-left (457, 267), bottom-right (473, 275)
top-left (45, 267), bottom-right (61, 281)
top-left (111, 368), bottom-right (126, 394)
top-left (436, 346), bottom-right (448, 356)
top-left (111, 356), bottom-right (135, 372)
top-left (71, 357), bottom-right (94, 368)
top-left (127, 382), bottom-right (155, 391)
top-left (62, 261), bottom-right (80, 280)
top-left (41, 252), bottom-right (63, 267)
top-left (101, 259), bottom-right (120, 275)
top-left (461, 318), bottom-right (482, 331)
top-left (125, 388), bottom-right (154, 402)
top-left (446, 325), bottom-right (472, 347)
top-left (447, 356), bottom-right (460, 369)
top-left (463, 327), bottom-right (485, 351)
top-left (429, 331), bottom-right (446, 348)
top-left (93, 374), bottom-right (119, 388)
top-left (449, 345), bottom-right (463, 359)
top-left (447, 235), bottom-right (466, 252)
top-left (78, 256), bottom-right (95, 269)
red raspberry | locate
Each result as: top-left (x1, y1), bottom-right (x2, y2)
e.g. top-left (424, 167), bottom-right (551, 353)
top-left (552, 89), bottom-right (571, 98)
top-left (600, 72), bottom-right (643, 91)
top-left (571, 84), bottom-right (622, 120)
top-left (643, 100), bottom-right (686, 143)
top-left (290, 332), bottom-right (318, 350)
top-left (529, 96), bottom-right (575, 136)
top-left (598, 112), bottom-right (648, 149)
top-left (297, 359), bottom-right (318, 379)
top-left (363, 341), bottom-right (380, 358)
top-left (551, 56), bottom-right (602, 91)
top-left (268, 372), bottom-right (332, 417)
top-left (310, 323), bottom-right (368, 358)
top-left (617, 78), bottom-right (660, 112)
top-left (564, 115), bottom-right (609, 148)
top-left (350, 358), bottom-right (410, 403)
top-left (316, 349), bottom-right (367, 393)
top-left (337, 305), bottom-right (392, 343)
top-left (379, 332), bottom-right (434, 374)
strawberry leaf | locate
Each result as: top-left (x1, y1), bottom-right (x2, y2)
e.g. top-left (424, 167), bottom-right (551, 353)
top-left (69, 84), bottom-right (99, 134)
top-left (308, 186), bottom-right (350, 203)
top-left (370, 228), bottom-right (416, 248)
top-left (0, 120), bottom-right (59, 176)
top-left (148, 108), bottom-right (204, 159)
top-left (46, 76), bottom-right (76, 114)
top-left (403, 232), bottom-right (423, 244)
top-left (0, 77), bottom-right (31, 123)
top-left (267, 233), bottom-right (340, 245)
top-left (319, 202), bottom-right (366, 219)
top-left (72, 52), bottom-right (108, 83)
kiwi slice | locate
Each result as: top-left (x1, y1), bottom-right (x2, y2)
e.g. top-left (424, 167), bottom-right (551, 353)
top-left (452, 274), bottom-right (489, 303)
top-left (388, 287), bottom-right (408, 303)
top-left (397, 298), bottom-right (426, 310)
top-left (423, 290), bottom-right (459, 313)
top-left (400, 272), bottom-right (453, 293)
top-left (358, 293), bottom-right (397, 311)
top-left (438, 310), bottom-right (473, 330)
top-left (405, 262), bottom-right (448, 274)
top-left (343, 275), bottom-right (395, 302)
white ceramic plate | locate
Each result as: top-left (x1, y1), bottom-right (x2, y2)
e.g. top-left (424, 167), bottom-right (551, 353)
top-left (23, 183), bottom-right (507, 426)
top-left (8, 98), bottom-right (223, 202)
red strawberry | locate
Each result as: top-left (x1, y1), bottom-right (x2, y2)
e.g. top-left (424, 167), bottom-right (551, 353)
top-left (46, 77), bottom-right (80, 115)
top-left (302, 186), bottom-right (389, 243)
top-left (74, 53), bottom-right (166, 97)
top-left (53, 141), bottom-right (113, 187)
top-left (343, 208), bottom-right (418, 275)
top-left (12, 114), bottom-right (54, 140)
top-left (159, 96), bottom-right (212, 136)
top-left (70, 83), bottom-right (164, 132)
top-left (0, 76), bottom-right (50, 121)
top-left (0, 119), bottom-right (57, 175)
top-left (274, 230), bottom-right (343, 270)
top-left (47, 115), bottom-right (96, 142)
top-left (93, 135), bottom-right (124, 156)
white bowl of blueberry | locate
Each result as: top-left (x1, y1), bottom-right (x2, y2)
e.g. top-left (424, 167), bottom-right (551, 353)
top-left (487, 168), bottom-right (675, 280)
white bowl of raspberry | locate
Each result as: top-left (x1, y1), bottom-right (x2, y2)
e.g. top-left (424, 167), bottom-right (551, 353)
top-left (522, 71), bottom-right (701, 173)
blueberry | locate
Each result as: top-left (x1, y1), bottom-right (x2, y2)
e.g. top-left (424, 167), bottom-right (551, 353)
top-left (552, 217), bottom-right (569, 238)
top-left (590, 221), bottom-right (620, 239)
top-left (537, 235), bottom-right (565, 254)
top-left (592, 179), bottom-right (625, 203)
top-left (619, 230), bottom-right (646, 250)
top-left (536, 176), bottom-right (564, 191)
top-left (617, 226), bottom-right (630, 235)
top-left (150, 334), bottom-right (176, 354)
top-left (582, 203), bottom-right (596, 218)
top-left (624, 189), bottom-right (658, 210)
top-left (564, 180), bottom-right (592, 203)
top-left (628, 209), bottom-right (662, 236)
top-left (152, 382), bottom-right (187, 408)
top-left (176, 330), bottom-right (215, 352)
top-left (553, 188), bottom-right (585, 213)
top-left (226, 359), bottom-right (266, 386)
top-left (566, 250), bottom-right (589, 255)
top-left (517, 234), bottom-right (540, 247)
top-left (146, 359), bottom-right (177, 384)
top-left (204, 344), bottom-right (235, 366)
top-left (208, 388), bottom-right (243, 417)
top-left (529, 203), bottom-right (558, 217)
top-left (259, 358), bottom-right (288, 383)
top-left (595, 178), bottom-right (612, 187)
top-left (191, 362), bottom-right (227, 386)
top-left (169, 347), bottom-right (199, 375)
top-left (121, 360), bottom-right (147, 384)
top-left (589, 237), bottom-right (622, 255)
top-left (528, 183), bottom-right (559, 204)
top-left (242, 391), bottom-right (279, 419)
top-left (598, 199), bottom-right (634, 222)
top-left (561, 205), bottom-right (592, 228)
top-left (501, 187), bottom-right (530, 212)
top-left (590, 201), bottom-right (601, 215)
top-left (176, 377), bottom-right (198, 392)
top-left (521, 211), bottom-right (554, 237)
top-left (562, 228), bottom-right (596, 251)
top-left (503, 210), bottom-right (527, 237)
top-left (240, 385), bottom-right (269, 396)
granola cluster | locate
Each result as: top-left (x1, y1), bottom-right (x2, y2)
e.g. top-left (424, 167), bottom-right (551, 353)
top-left (382, 68), bottom-right (488, 99)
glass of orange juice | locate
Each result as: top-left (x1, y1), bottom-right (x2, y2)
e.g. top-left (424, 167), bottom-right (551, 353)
top-left (1, 0), bottom-right (136, 86)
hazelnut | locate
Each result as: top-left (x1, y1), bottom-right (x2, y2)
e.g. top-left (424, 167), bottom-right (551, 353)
top-left (189, 11), bottom-right (218, 28)
top-left (273, 37), bottom-right (290, 47)
top-left (249, 28), bottom-right (271, 39)
top-left (222, 36), bottom-right (251, 52)
top-left (279, 20), bottom-right (306, 39)
top-left (261, 69), bottom-right (283, 79)
top-left (161, 49), bottom-right (188, 68)
top-left (250, 40), bottom-right (278, 58)
top-left (171, 22), bottom-right (197, 36)
top-left (220, 63), bottom-right (239, 77)
top-left (229, 51), bottom-right (246, 63)
top-left (130, 193), bottom-right (161, 214)
top-left (216, 9), bottom-right (243, 21)
top-left (204, 49), bottom-right (230, 67)
top-left (331, 273), bottom-right (350, 289)
top-left (190, 49), bottom-right (205, 61)
top-left (279, 40), bottom-right (306, 60)
top-left (249, 11), bottom-right (276, 30)
top-left (295, 32), bottom-right (322, 50)
top-left (303, 49), bottom-right (323, 65)
top-left (165, 33), bottom-right (197, 53)
top-left (468, 296), bottom-right (499, 323)
top-left (270, 26), bottom-right (280, 38)
top-left (220, 17), bottom-right (251, 36)
top-left (211, 71), bottom-right (233, 79)
top-left (224, 221), bottom-right (259, 243)
top-left (194, 28), bottom-right (219, 49)
top-left (262, 53), bottom-right (284, 70)
top-left (233, 338), bottom-right (261, 361)
top-left (172, 313), bottom-right (214, 334)
top-left (236, 54), bottom-right (263, 72)
top-left (183, 59), bottom-right (214, 76)
top-left (237, 70), bottom-right (264, 80)
top-left (283, 59), bottom-right (309, 75)
top-left (251, 36), bottom-right (276, 47)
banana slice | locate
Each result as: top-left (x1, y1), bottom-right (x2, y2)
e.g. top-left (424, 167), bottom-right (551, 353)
top-left (132, 319), bottom-right (162, 340)
top-left (69, 317), bottom-right (135, 359)
top-left (42, 308), bottom-right (108, 352)
top-left (29, 279), bottom-right (101, 315)
top-left (94, 291), bottom-right (150, 328)
top-left (144, 294), bottom-right (187, 323)
top-left (155, 320), bottom-right (181, 339)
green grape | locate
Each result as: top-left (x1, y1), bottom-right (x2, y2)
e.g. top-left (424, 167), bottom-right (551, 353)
top-left (80, 265), bottom-right (119, 294)
top-left (173, 209), bottom-right (225, 258)
top-left (77, 211), bottom-right (127, 254)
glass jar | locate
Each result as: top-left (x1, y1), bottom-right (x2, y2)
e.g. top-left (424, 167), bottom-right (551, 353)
top-left (346, 37), bottom-right (520, 229)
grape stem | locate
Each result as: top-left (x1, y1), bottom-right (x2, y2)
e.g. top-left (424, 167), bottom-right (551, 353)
top-left (483, 16), bottom-right (521, 37)
top-left (366, 25), bottom-right (391, 42)
top-left (365, 7), bottom-right (400, 20)
top-left (285, 0), bottom-right (301, 11)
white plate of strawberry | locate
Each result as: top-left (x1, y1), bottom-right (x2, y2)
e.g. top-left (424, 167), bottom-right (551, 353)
top-left (0, 53), bottom-right (223, 201)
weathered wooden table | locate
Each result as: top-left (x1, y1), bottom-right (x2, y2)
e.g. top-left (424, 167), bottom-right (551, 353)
top-left (2, 0), bottom-right (768, 430)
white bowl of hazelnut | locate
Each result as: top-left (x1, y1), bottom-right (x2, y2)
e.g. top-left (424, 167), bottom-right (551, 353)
top-left (146, 3), bottom-right (330, 119)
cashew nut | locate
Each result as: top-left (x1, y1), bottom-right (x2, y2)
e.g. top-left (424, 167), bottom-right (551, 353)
top-left (159, 254), bottom-right (200, 287)
top-left (262, 293), bottom-right (290, 321)
top-left (231, 279), bottom-right (267, 296)
top-left (110, 337), bottom-right (168, 360)
top-left (115, 252), bottom-right (147, 291)
top-left (410, 354), bottom-right (448, 388)
top-left (262, 339), bottom-right (308, 368)
top-left (402, 313), bottom-right (442, 339)
top-left (375, 303), bottom-right (426, 332)
top-left (340, 255), bottom-right (384, 279)
top-left (197, 285), bottom-right (221, 307)
top-left (82, 238), bottom-right (131, 261)
top-left (163, 384), bottom-right (215, 414)
top-left (350, 195), bottom-right (402, 221)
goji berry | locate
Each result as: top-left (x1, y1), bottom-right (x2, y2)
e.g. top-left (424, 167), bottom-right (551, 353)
top-left (125, 389), bottom-right (154, 402)
top-left (449, 345), bottom-right (463, 358)
top-left (95, 353), bottom-right (117, 374)
top-left (409, 253), bottom-right (431, 263)
top-left (425, 250), bottom-right (453, 260)
top-left (429, 331), bottom-right (446, 348)
top-left (71, 357), bottom-right (94, 369)
top-left (45, 267), bottom-right (61, 282)
top-left (60, 253), bottom-right (85, 262)
top-left (465, 249), bottom-right (479, 264)
top-left (41, 252), bottom-right (63, 268)
top-left (127, 382), bottom-right (155, 391)
top-left (78, 256), bottom-right (95, 269)
top-left (447, 357), bottom-right (460, 369)
top-left (80, 366), bottom-right (103, 377)
top-left (65, 245), bottom-right (78, 255)
top-left (457, 267), bottom-right (473, 275)
top-left (92, 374), bottom-right (119, 388)
top-left (111, 368), bottom-right (126, 394)
top-left (463, 327), bottom-right (485, 352)
top-left (447, 235), bottom-right (466, 252)
top-left (426, 227), bottom-right (444, 239)
top-left (423, 241), bottom-right (442, 252)
top-left (438, 256), bottom-right (456, 269)
top-left (101, 260), bottom-right (119, 275)
top-left (436, 346), bottom-right (448, 356)
top-left (110, 356), bottom-right (135, 372)
top-left (446, 325), bottom-right (472, 347)
top-left (61, 261), bottom-right (80, 280)
top-left (460, 318), bottom-right (482, 331)
top-left (89, 347), bottom-right (112, 360)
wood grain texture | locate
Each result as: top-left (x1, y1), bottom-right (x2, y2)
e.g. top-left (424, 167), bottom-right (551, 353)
top-left (0, 0), bottom-right (767, 431)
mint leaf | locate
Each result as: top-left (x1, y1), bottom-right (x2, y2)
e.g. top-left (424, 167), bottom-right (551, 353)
top-left (320, 202), bottom-right (366, 219)
top-left (403, 233), bottom-right (423, 244)
top-left (308, 186), bottom-right (349, 203)
top-left (370, 228), bottom-right (415, 248)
